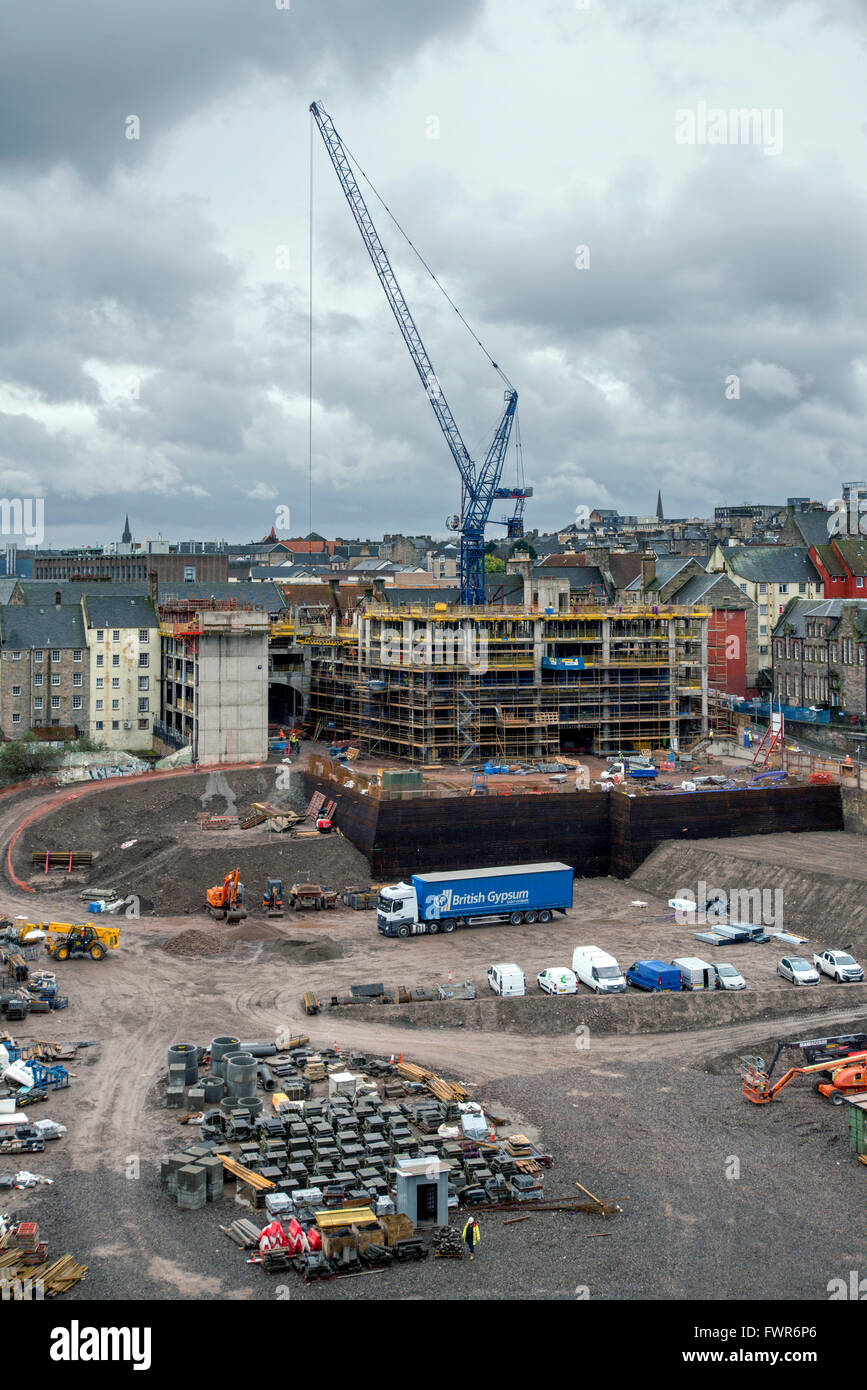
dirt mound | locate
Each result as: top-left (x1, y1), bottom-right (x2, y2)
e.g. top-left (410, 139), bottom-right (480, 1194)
top-left (258, 935), bottom-right (345, 964)
top-left (224, 921), bottom-right (287, 943)
top-left (159, 929), bottom-right (233, 957)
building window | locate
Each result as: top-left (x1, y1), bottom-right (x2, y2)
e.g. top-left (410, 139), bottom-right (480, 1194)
top-left (11, 713), bottom-right (20, 724)
top-left (73, 696), bottom-right (82, 710)
top-left (95, 721), bottom-right (103, 730)
top-left (73, 672), bottom-right (82, 687)
top-left (138, 718), bottom-right (149, 729)
top-left (112, 677), bottom-right (119, 688)
top-left (51, 649), bottom-right (60, 661)
top-left (34, 650), bottom-right (43, 662)
top-left (96, 677), bottom-right (103, 689)
top-left (759, 583), bottom-right (767, 594)
top-left (139, 629), bottom-right (149, 642)
top-left (112, 720), bottom-right (120, 730)
top-left (97, 630), bottom-right (103, 641)
top-left (11, 685), bottom-right (20, 696)
top-left (73, 649), bottom-right (82, 661)
top-left (11, 651), bottom-right (20, 661)
top-left (798, 583), bottom-right (806, 593)
top-left (111, 699), bottom-right (119, 710)
top-left (138, 676), bottom-right (149, 691)
top-left (778, 584), bottom-right (788, 595)
top-left (112, 629), bottom-right (120, 641)
top-left (138, 698), bottom-right (149, 712)
top-left (34, 697), bottom-right (42, 711)
top-left (139, 653), bottom-right (149, 668)
top-left (112, 654), bottom-right (120, 667)
top-left (184, 566), bottom-right (196, 581)
top-left (96, 699), bottom-right (103, 710)
top-left (51, 673), bottom-right (60, 687)
top-left (96, 654), bottom-right (104, 667)
top-left (51, 696), bottom-right (60, 710)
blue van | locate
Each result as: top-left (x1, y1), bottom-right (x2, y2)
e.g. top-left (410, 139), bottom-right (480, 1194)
top-left (626, 959), bottom-right (682, 992)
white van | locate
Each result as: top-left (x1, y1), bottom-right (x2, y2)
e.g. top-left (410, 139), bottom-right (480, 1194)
top-left (671, 956), bottom-right (715, 991)
top-left (571, 945), bottom-right (627, 994)
top-left (487, 963), bottom-right (526, 997)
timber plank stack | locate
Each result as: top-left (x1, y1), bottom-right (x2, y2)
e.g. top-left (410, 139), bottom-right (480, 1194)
top-left (396, 1060), bottom-right (471, 1103)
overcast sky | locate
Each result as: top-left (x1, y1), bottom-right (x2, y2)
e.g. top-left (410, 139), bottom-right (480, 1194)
top-left (1, 0), bottom-right (866, 548)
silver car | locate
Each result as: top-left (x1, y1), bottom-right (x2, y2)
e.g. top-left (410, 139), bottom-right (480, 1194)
top-left (712, 962), bottom-right (746, 991)
top-left (777, 955), bottom-right (819, 985)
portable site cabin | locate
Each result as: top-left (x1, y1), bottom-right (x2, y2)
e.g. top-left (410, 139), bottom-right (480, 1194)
top-left (393, 1155), bottom-right (450, 1225)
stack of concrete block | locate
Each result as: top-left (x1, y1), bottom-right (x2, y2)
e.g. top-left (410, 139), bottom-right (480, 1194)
top-left (177, 1163), bottom-right (207, 1210)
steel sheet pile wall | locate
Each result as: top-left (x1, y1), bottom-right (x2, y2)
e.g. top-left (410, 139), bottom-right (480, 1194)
top-left (297, 770), bottom-right (843, 881)
top-left (608, 784), bottom-right (843, 878)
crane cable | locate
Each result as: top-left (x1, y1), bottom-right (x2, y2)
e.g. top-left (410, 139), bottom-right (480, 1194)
top-left (334, 129), bottom-right (514, 395)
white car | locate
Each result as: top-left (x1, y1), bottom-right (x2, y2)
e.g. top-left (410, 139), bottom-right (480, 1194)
top-left (777, 955), bottom-right (820, 986)
top-left (537, 968), bottom-right (578, 995)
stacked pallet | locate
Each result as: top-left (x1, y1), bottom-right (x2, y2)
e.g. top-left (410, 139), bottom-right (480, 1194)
top-left (505, 1134), bottom-right (533, 1158)
top-left (0, 1244), bottom-right (88, 1296)
top-left (432, 1226), bottom-right (464, 1259)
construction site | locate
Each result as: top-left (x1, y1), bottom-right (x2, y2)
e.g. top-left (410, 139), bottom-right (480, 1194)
top-left (303, 604), bottom-right (708, 764)
top-left (0, 742), bottom-right (864, 1305)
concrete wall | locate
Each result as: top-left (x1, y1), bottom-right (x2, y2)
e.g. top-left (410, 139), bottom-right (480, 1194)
top-left (197, 618), bottom-right (268, 764)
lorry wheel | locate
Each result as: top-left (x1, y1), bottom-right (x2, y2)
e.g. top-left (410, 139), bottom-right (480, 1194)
top-left (427, 922), bottom-right (440, 934)
top-left (509, 912), bottom-right (523, 925)
top-left (537, 910), bottom-right (552, 923)
top-left (524, 910), bottom-right (537, 924)
top-left (443, 921), bottom-right (456, 933)
top-left (397, 926), bottom-right (410, 939)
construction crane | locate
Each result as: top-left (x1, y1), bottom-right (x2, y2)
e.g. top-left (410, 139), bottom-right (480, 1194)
top-left (309, 101), bottom-right (531, 604)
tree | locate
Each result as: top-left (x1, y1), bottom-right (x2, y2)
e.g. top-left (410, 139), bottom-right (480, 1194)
top-left (0, 738), bottom-right (61, 783)
top-left (484, 554), bottom-right (505, 573)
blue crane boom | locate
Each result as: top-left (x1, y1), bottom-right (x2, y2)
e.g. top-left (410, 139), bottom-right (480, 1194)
top-left (310, 101), bottom-right (526, 604)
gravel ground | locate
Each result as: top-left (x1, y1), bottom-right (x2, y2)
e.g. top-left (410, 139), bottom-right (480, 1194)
top-left (9, 1058), bottom-right (863, 1303)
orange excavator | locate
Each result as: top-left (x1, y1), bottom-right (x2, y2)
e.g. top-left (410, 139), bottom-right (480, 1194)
top-left (743, 1035), bottom-right (867, 1106)
top-left (205, 868), bottom-right (247, 923)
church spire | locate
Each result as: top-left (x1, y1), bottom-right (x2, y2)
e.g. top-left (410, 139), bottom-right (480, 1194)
top-left (121, 514), bottom-right (132, 543)
top-left (656, 489), bottom-right (664, 522)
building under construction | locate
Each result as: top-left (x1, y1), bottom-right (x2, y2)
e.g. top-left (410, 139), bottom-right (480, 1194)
top-left (304, 602), bottom-right (709, 764)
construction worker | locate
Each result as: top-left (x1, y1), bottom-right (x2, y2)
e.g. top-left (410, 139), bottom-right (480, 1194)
top-left (462, 1215), bottom-right (480, 1261)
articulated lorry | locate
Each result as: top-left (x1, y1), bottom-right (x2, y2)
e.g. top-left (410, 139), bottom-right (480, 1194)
top-left (377, 862), bottom-right (574, 938)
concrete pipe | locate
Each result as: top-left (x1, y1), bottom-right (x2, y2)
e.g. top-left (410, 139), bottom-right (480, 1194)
top-left (258, 1063), bottom-right (278, 1092)
top-left (201, 1074), bottom-right (225, 1104)
top-left (225, 1055), bottom-right (258, 1098)
top-left (220, 1049), bottom-right (252, 1082)
top-left (167, 1043), bottom-right (199, 1085)
top-left (240, 1043), bottom-right (280, 1058)
top-left (210, 1036), bottom-right (240, 1070)
top-left (236, 1095), bottom-right (262, 1120)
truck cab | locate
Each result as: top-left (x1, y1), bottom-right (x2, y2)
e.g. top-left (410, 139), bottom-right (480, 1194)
top-left (378, 883), bottom-right (424, 936)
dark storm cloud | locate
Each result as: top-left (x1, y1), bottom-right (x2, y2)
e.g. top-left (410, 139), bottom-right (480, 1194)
top-left (0, 0), bottom-right (482, 179)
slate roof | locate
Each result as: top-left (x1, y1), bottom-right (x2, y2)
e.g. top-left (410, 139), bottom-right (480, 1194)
top-left (0, 604), bottom-right (87, 650)
top-left (82, 595), bottom-right (158, 630)
top-left (157, 581), bottom-right (289, 614)
top-left (723, 546), bottom-right (820, 584)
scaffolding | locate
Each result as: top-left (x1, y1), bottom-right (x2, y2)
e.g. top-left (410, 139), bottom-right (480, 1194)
top-left (303, 603), bottom-right (708, 765)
